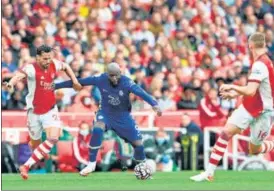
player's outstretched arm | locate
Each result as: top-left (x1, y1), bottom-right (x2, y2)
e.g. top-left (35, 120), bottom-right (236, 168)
top-left (3, 71), bottom-right (27, 92)
top-left (220, 90), bottom-right (239, 100)
top-left (220, 82), bottom-right (259, 97)
top-left (222, 60), bottom-right (267, 97)
top-left (231, 82), bottom-right (259, 96)
top-left (129, 82), bottom-right (162, 116)
top-left (55, 76), bottom-right (100, 90)
top-left (62, 64), bottom-right (82, 91)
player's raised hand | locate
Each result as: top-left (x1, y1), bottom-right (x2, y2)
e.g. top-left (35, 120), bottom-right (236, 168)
top-left (219, 84), bottom-right (233, 93)
top-left (73, 81), bottom-right (82, 91)
top-left (152, 105), bottom-right (162, 116)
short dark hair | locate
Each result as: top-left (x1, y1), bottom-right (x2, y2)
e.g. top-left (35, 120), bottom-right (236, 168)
top-left (36, 45), bottom-right (53, 56)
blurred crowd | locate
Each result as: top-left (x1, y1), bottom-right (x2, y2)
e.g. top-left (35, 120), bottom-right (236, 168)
top-left (2, 0), bottom-right (274, 117)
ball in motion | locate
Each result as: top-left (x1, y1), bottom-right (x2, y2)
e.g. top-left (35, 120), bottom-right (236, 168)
top-left (134, 162), bottom-right (153, 180)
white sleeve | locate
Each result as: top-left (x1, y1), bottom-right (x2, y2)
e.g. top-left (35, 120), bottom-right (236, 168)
top-left (248, 61), bottom-right (268, 82)
top-left (19, 64), bottom-right (35, 79)
top-left (52, 59), bottom-right (66, 72)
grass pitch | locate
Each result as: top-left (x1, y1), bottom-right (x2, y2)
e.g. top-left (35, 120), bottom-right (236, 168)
top-left (2, 171), bottom-right (274, 190)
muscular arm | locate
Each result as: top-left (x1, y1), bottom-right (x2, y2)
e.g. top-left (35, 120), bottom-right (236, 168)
top-left (220, 90), bottom-right (240, 100)
top-left (231, 82), bottom-right (260, 96)
top-left (55, 77), bottom-right (99, 89)
top-left (5, 71), bottom-right (27, 90)
top-left (62, 64), bottom-right (79, 84)
top-left (10, 71), bottom-right (26, 85)
top-left (129, 83), bottom-right (158, 106)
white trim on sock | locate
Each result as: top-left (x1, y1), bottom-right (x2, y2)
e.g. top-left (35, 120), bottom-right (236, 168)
top-left (44, 140), bottom-right (53, 148)
top-left (40, 144), bottom-right (50, 153)
top-left (215, 145), bottom-right (226, 153)
top-left (25, 158), bottom-right (36, 167)
top-left (218, 138), bottom-right (228, 145)
top-left (34, 149), bottom-right (43, 159)
top-left (211, 153), bottom-right (222, 161)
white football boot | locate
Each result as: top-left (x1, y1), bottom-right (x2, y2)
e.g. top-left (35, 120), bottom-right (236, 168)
top-left (190, 171), bottom-right (214, 182)
top-left (80, 162), bottom-right (96, 176)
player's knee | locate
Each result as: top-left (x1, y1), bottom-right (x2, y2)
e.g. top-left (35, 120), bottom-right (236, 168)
top-left (29, 139), bottom-right (41, 150)
top-left (94, 121), bottom-right (106, 130)
top-left (131, 140), bottom-right (143, 147)
top-left (248, 144), bottom-right (261, 155)
top-left (92, 122), bottom-right (105, 136)
top-left (47, 137), bottom-right (59, 144)
top-left (221, 129), bottom-right (236, 141)
top-left (248, 148), bottom-right (260, 155)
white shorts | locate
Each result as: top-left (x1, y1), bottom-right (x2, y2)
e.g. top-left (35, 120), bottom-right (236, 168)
top-left (227, 105), bottom-right (274, 145)
top-left (27, 106), bottom-right (61, 140)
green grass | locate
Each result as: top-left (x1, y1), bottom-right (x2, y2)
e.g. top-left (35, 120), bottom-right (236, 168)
top-left (2, 171), bottom-right (274, 190)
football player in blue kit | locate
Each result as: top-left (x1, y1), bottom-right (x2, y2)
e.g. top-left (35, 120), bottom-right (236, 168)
top-left (54, 62), bottom-right (162, 176)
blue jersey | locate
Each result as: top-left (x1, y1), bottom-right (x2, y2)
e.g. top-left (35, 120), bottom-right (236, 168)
top-left (55, 73), bottom-right (158, 115)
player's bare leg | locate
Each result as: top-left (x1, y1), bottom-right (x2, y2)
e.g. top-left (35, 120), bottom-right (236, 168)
top-left (19, 127), bottom-right (60, 180)
top-left (80, 121), bottom-right (105, 176)
top-left (28, 138), bottom-right (41, 150)
top-left (249, 140), bottom-right (274, 154)
top-left (190, 123), bottom-right (241, 182)
top-left (28, 138), bottom-right (51, 159)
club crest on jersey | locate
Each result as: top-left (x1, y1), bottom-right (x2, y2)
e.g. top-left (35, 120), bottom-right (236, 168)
top-left (41, 76), bottom-right (45, 80)
top-left (119, 90), bottom-right (124, 96)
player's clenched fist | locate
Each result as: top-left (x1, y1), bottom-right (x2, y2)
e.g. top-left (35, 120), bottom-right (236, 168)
top-left (219, 84), bottom-right (234, 92)
top-left (152, 105), bottom-right (162, 116)
top-left (72, 81), bottom-right (82, 91)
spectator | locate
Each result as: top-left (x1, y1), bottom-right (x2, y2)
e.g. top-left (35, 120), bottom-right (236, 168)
top-left (12, 19), bottom-right (34, 45)
top-left (148, 49), bottom-right (167, 76)
top-left (153, 89), bottom-right (177, 111)
top-left (198, 88), bottom-right (227, 130)
top-left (143, 127), bottom-right (173, 172)
top-left (9, 35), bottom-right (22, 65)
top-left (2, 50), bottom-right (17, 76)
top-left (175, 113), bottom-right (204, 169)
top-left (3, 4), bottom-right (15, 27)
top-left (177, 86), bottom-right (199, 109)
top-left (72, 121), bottom-right (92, 170)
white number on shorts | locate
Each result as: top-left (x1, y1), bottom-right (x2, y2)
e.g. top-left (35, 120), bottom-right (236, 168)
top-left (257, 130), bottom-right (267, 141)
top-left (52, 114), bottom-right (59, 121)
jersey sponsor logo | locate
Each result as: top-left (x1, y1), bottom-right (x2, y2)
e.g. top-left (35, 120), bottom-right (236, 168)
top-left (108, 95), bottom-right (121, 106)
top-left (98, 115), bottom-right (104, 119)
top-left (102, 89), bottom-right (108, 92)
top-left (40, 81), bottom-right (53, 90)
top-left (119, 90), bottom-right (124, 96)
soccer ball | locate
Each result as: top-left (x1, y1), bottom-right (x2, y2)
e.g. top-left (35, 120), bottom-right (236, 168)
top-left (145, 159), bottom-right (156, 174)
top-left (134, 162), bottom-right (152, 180)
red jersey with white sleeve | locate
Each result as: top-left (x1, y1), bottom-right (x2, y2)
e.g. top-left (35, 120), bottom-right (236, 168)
top-left (19, 59), bottom-right (66, 115)
top-left (242, 54), bottom-right (274, 117)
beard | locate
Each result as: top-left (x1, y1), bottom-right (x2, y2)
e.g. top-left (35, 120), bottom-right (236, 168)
top-left (248, 49), bottom-right (254, 62)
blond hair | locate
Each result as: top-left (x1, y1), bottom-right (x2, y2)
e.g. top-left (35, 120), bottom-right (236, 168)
top-left (248, 32), bottom-right (266, 48)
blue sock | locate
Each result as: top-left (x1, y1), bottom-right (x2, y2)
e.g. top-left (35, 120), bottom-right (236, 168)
top-left (89, 127), bottom-right (104, 162)
top-left (133, 145), bottom-right (146, 162)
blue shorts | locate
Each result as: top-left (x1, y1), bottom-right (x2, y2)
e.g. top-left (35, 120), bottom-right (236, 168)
top-left (94, 110), bottom-right (142, 143)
